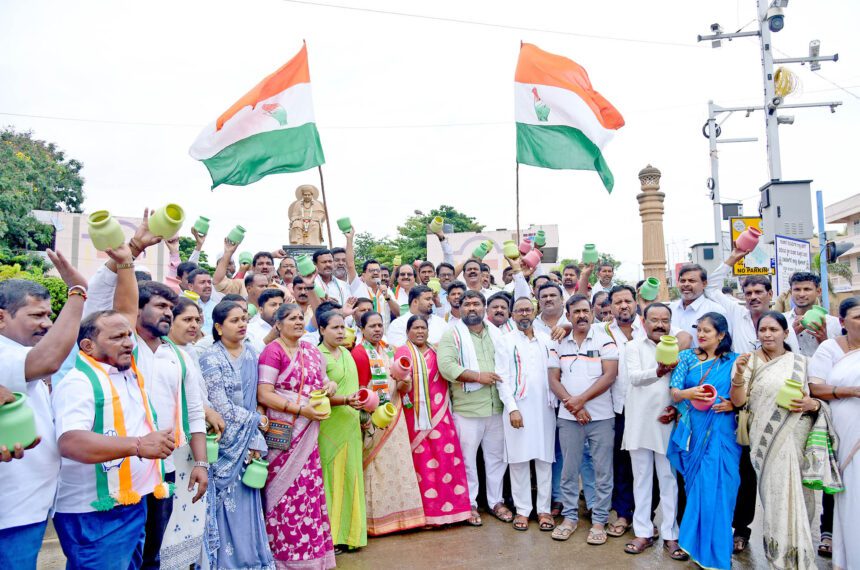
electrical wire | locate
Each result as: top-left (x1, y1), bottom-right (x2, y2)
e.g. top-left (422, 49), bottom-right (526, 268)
top-left (277, 0), bottom-right (705, 49)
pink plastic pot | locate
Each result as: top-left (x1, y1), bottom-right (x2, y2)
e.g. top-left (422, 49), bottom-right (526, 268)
top-left (691, 384), bottom-right (718, 411)
top-left (518, 237), bottom-right (533, 256)
top-left (356, 388), bottom-right (379, 412)
top-left (522, 249), bottom-right (543, 270)
top-left (390, 356), bottom-right (412, 381)
top-left (736, 227), bottom-right (762, 252)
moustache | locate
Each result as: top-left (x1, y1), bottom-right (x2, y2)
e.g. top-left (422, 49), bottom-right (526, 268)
top-left (576, 318), bottom-right (589, 324)
top-left (653, 328), bottom-right (667, 334)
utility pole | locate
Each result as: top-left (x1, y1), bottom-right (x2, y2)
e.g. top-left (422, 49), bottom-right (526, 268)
top-left (697, 0), bottom-right (840, 253)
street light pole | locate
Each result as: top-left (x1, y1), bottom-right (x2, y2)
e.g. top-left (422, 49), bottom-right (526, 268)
top-left (757, 0), bottom-right (782, 180)
top-left (707, 101), bottom-right (723, 248)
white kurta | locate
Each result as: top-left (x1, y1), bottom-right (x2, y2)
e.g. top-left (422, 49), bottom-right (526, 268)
top-left (621, 336), bottom-right (674, 453)
top-left (494, 329), bottom-right (556, 464)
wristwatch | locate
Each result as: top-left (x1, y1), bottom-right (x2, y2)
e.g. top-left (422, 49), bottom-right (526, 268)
top-left (193, 461), bottom-right (209, 469)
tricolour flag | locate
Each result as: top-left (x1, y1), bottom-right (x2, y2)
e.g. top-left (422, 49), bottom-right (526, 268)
top-left (190, 42), bottom-right (325, 188)
top-left (515, 43), bottom-right (624, 192)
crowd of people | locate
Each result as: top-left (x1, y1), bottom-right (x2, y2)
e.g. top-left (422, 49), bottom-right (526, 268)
top-left (0, 211), bottom-right (858, 570)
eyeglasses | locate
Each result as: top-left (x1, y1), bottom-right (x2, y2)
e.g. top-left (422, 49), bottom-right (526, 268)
top-left (513, 308), bottom-right (533, 315)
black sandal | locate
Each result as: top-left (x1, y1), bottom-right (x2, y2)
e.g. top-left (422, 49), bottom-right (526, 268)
top-left (733, 536), bottom-right (749, 554)
top-left (663, 540), bottom-right (689, 561)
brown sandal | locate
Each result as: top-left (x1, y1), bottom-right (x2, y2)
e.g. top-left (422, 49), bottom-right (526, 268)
top-left (492, 502), bottom-right (514, 523)
top-left (624, 537), bottom-right (654, 554)
top-left (538, 513), bottom-right (555, 531)
top-left (606, 518), bottom-right (631, 537)
top-left (664, 540), bottom-right (689, 561)
top-left (512, 514), bottom-right (529, 531)
top-left (465, 509), bottom-right (483, 527)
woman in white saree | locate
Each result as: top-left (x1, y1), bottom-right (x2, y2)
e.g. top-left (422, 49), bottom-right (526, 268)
top-left (809, 297), bottom-right (860, 570)
top-left (731, 311), bottom-right (822, 570)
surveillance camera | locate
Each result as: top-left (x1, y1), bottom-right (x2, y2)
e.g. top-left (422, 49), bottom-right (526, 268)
top-left (709, 22), bottom-right (723, 48)
top-left (777, 115), bottom-right (794, 125)
top-left (809, 40), bottom-right (821, 71)
top-left (766, 6), bottom-right (785, 32)
top-left (766, 96), bottom-right (783, 115)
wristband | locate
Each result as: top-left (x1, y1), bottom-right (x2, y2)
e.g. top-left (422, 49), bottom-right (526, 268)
top-left (832, 386), bottom-right (839, 399)
top-left (68, 286), bottom-right (88, 301)
top-left (135, 437), bottom-right (142, 458)
top-left (192, 461), bottom-right (209, 469)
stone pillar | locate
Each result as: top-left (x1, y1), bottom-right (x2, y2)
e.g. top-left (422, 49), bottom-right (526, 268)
top-left (637, 165), bottom-right (670, 300)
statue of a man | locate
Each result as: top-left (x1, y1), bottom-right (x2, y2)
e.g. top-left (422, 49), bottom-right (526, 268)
top-left (287, 184), bottom-right (327, 245)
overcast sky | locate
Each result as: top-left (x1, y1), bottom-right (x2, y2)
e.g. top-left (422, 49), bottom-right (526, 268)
top-left (2, 0), bottom-right (857, 282)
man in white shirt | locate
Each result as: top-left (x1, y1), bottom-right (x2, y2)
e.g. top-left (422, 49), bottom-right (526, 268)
top-left (588, 262), bottom-right (617, 301)
top-left (561, 264), bottom-right (581, 301)
top-left (534, 282), bottom-right (572, 341)
top-left (487, 291), bottom-right (515, 333)
top-left (669, 264), bottom-right (727, 347)
top-left (622, 303), bottom-right (684, 558)
top-left (348, 258), bottom-right (400, 326)
top-left (130, 280), bottom-right (209, 567)
top-left (495, 297), bottom-right (557, 531)
top-left (313, 249), bottom-right (349, 306)
top-left (188, 268), bottom-right (224, 333)
top-left (246, 289), bottom-right (285, 354)
top-left (0, 251), bottom-right (87, 569)
top-left (53, 310), bottom-right (177, 569)
top-left (461, 259), bottom-right (493, 298)
top-left (443, 281), bottom-right (467, 325)
top-left (548, 295), bottom-right (619, 543)
top-left (783, 271), bottom-right (842, 357)
top-left (387, 285), bottom-right (447, 346)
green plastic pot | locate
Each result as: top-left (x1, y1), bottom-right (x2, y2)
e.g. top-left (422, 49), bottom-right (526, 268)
top-left (206, 433), bottom-right (219, 463)
top-left (582, 244), bottom-right (598, 264)
top-left (0, 392), bottom-right (37, 450)
top-left (242, 458), bottom-right (269, 489)
top-left (534, 230), bottom-right (546, 248)
top-left (337, 217), bottom-right (352, 233)
top-left (193, 216), bottom-right (210, 236)
top-left (149, 204), bottom-right (185, 239)
top-left (639, 277), bottom-right (661, 301)
top-left (296, 254), bottom-right (315, 277)
top-left (238, 251), bottom-right (253, 266)
top-left (227, 225), bottom-right (246, 246)
top-left (429, 216), bottom-right (444, 234)
top-left (800, 305), bottom-right (828, 330)
top-left (88, 210), bottom-right (125, 252)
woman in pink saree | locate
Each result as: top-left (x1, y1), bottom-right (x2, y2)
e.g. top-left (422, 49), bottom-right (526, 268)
top-left (394, 315), bottom-right (471, 526)
top-left (257, 304), bottom-right (337, 569)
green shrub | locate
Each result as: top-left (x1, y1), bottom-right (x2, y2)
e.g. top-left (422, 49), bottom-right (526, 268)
top-left (0, 263), bottom-right (67, 316)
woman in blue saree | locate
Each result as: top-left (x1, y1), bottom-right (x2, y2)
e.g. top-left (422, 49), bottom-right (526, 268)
top-left (199, 301), bottom-right (275, 570)
top-left (667, 312), bottom-right (739, 570)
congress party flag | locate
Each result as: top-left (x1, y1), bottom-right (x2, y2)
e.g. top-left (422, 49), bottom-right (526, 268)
top-left (515, 43), bottom-right (624, 192)
top-left (190, 42), bottom-right (325, 188)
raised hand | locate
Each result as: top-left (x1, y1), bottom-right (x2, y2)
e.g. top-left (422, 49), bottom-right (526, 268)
top-left (191, 227), bottom-right (207, 249)
top-left (133, 208), bottom-right (163, 250)
top-left (104, 242), bottom-right (134, 266)
top-left (46, 249), bottom-right (88, 289)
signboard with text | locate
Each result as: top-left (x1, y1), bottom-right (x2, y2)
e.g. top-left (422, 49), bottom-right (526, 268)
top-left (774, 235), bottom-right (811, 296)
top-left (730, 217), bottom-right (772, 276)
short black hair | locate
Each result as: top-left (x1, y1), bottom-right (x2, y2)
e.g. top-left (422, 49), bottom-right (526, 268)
top-left (211, 301), bottom-right (242, 342)
top-left (138, 281), bottom-right (179, 309)
top-left (447, 281), bottom-right (467, 295)
top-left (252, 251), bottom-right (274, 267)
top-left (186, 268), bottom-right (211, 286)
top-left (330, 247), bottom-right (346, 256)
top-left (597, 261), bottom-right (615, 272)
top-left (354, 297), bottom-right (373, 308)
top-left (0, 279), bottom-right (50, 317)
top-left (245, 272), bottom-right (267, 287)
top-left (362, 259), bottom-right (380, 273)
top-left (463, 259), bottom-right (481, 272)
top-left (380, 265), bottom-right (390, 274)
top-left (172, 297), bottom-right (201, 319)
top-left (721, 286), bottom-right (734, 295)
top-left (406, 314), bottom-right (429, 332)
top-left (487, 291), bottom-right (512, 310)
top-left (608, 284), bottom-right (636, 303)
top-left (642, 302), bottom-right (672, 320)
top-left (359, 310), bottom-right (382, 329)
top-left (436, 262), bottom-right (455, 274)
top-left (550, 270), bottom-right (562, 279)
top-left (537, 282), bottom-right (562, 298)
top-left (223, 293), bottom-right (246, 303)
top-left (177, 261), bottom-right (198, 280)
top-left (563, 264), bottom-right (581, 276)
top-left (419, 261), bottom-right (435, 272)
top-left (134, 270), bottom-right (152, 283)
top-left (258, 288), bottom-right (285, 307)
top-left (592, 291), bottom-right (608, 308)
top-left (741, 275), bottom-right (772, 292)
top-left (312, 249), bottom-right (332, 263)
top-left (461, 290), bottom-right (486, 306)
top-left (789, 271), bottom-right (821, 288)
top-left (502, 266), bottom-right (513, 275)
top-left (292, 275), bottom-right (307, 287)
top-left (409, 285), bottom-right (432, 305)
top-left (678, 263), bottom-right (707, 282)
top-left (565, 294), bottom-right (590, 313)
top-left (78, 309), bottom-right (120, 347)
top-left (532, 274), bottom-right (550, 288)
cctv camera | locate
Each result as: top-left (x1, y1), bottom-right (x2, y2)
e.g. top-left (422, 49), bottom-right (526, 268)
top-left (766, 96), bottom-right (783, 115)
top-left (766, 6), bottom-right (785, 32)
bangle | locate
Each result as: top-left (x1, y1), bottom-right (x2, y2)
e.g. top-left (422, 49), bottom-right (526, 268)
top-left (116, 262), bottom-right (135, 270)
top-left (192, 460), bottom-right (209, 469)
top-left (832, 386), bottom-right (839, 400)
top-left (135, 437), bottom-right (142, 458)
top-left (68, 286), bottom-right (88, 301)
top-left (297, 405), bottom-right (304, 417)
top-left (731, 378), bottom-right (745, 387)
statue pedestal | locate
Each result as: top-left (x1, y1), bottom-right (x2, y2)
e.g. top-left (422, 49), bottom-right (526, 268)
top-left (284, 244), bottom-right (326, 260)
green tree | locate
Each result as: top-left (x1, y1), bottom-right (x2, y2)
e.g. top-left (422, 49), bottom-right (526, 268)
top-left (554, 254), bottom-right (624, 286)
top-left (0, 128), bottom-right (85, 254)
top-left (178, 237), bottom-right (214, 273)
top-left (391, 205), bottom-right (484, 265)
top-left (0, 263), bottom-right (67, 316)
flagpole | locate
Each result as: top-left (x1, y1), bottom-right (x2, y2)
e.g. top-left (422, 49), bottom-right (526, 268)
top-left (515, 161), bottom-right (521, 240)
top-left (318, 165), bottom-right (334, 247)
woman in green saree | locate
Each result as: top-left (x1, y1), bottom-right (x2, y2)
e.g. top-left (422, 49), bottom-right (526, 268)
top-left (316, 309), bottom-right (367, 553)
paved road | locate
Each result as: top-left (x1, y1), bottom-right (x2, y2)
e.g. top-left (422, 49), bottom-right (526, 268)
top-left (37, 503), bottom-right (834, 569)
